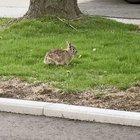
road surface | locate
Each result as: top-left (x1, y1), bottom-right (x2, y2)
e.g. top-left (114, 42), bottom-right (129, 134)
top-left (0, 112), bottom-right (140, 140)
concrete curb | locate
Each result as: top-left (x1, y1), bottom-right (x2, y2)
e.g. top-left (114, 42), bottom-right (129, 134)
top-left (0, 98), bottom-right (140, 127)
top-left (107, 17), bottom-right (140, 25)
top-left (0, 98), bottom-right (46, 115)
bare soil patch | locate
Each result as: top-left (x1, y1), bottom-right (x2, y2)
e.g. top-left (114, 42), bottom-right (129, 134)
top-left (0, 78), bottom-right (139, 112)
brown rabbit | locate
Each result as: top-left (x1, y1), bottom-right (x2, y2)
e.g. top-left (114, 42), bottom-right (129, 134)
top-left (44, 42), bottom-right (77, 65)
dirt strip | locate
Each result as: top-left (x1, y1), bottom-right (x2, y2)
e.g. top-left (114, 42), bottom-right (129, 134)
top-left (0, 78), bottom-right (139, 112)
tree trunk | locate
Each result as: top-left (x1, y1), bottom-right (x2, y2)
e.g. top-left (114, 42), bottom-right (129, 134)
top-left (24, 0), bottom-right (82, 19)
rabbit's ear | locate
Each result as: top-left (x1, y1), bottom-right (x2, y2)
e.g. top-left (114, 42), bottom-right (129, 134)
top-left (66, 41), bottom-right (71, 46)
top-left (66, 41), bottom-right (69, 45)
top-left (69, 43), bottom-right (72, 46)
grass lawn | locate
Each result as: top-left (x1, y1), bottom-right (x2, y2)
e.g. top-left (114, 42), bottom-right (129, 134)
top-left (0, 16), bottom-right (140, 92)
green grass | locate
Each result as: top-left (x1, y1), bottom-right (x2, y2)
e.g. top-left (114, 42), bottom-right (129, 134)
top-left (0, 18), bottom-right (9, 25)
top-left (0, 16), bottom-right (140, 91)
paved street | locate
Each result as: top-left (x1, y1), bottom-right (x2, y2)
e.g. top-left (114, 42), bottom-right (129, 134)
top-left (0, 112), bottom-right (140, 140)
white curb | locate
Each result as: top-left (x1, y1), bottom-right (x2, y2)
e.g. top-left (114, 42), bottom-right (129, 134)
top-left (0, 98), bottom-right (46, 115)
top-left (44, 103), bottom-right (140, 127)
top-left (108, 17), bottom-right (140, 25)
top-left (0, 98), bottom-right (140, 127)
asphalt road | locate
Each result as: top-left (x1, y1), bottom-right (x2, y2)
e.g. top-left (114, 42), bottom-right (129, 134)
top-left (0, 112), bottom-right (140, 140)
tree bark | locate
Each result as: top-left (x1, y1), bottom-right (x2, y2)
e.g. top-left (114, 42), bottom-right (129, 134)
top-left (24, 0), bottom-right (82, 19)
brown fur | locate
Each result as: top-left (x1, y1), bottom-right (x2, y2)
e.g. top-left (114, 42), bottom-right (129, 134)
top-left (44, 42), bottom-right (77, 65)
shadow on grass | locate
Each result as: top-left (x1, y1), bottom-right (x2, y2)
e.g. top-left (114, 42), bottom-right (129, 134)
top-left (43, 60), bottom-right (80, 69)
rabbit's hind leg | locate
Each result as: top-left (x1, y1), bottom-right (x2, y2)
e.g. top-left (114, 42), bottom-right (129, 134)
top-left (44, 57), bottom-right (55, 65)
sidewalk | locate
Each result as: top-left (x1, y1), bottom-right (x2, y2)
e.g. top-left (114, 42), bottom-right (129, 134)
top-left (0, 0), bottom-right (29, 18)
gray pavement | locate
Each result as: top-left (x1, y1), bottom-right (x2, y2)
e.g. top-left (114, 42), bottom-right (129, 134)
top-left (0, 0), bottom-right (29, 18)
top-left (79, 0), bottom-right (140, 19)
top-left (79, 0), bottom-right (140, 25)
top-left (0, 112), bottom-right (140, 140)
